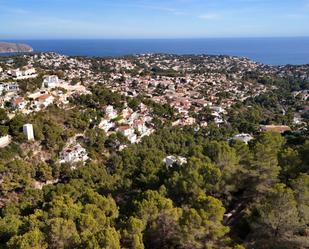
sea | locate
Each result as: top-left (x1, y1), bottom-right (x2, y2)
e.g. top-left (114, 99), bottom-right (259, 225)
top-left (3, 37), bottom-right (309, 66)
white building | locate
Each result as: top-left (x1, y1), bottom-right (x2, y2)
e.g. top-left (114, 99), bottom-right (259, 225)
top-left (23, 124), bottom-right (34, 141)
top-left (211, 106), bottom-right (225, 113)
top-left (117, 125), bottom-right (137, 143)
top-left (122, 108), bottom-right (133, 119)
top-left (33, 94), bottom-right (54, 110)
top-left (117, 125), bottom-right (135, 137)
top-left (60, 143), bottom-right (88, 164)
top-left (127, 133), bottom-right (137, 143)
top-left (98, 119), bottom-right (115, 132)
top-left (0, 83), bottom-right (19, 95)
top-left (133, 120), bottom-right (148, 134)
top-left (104, 105), bottom-right (118, 120)
top-left (163, 155), bottom-right (187, 167)
top-left (42, 75), bottom-right (59, 89)
top-left (12, 97), bottom-right (27, 110)
top-left (214, 116), bottom-right (224, 124)
top-left (9, 67), bottom-right (37, 80)
top-left (0, 135), bottom-right (11, 148)
top-left (230, 134), bottom-right (254, 144)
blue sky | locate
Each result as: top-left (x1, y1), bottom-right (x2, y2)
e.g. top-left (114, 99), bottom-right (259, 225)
top-left (1, 0), bottom-right (309, 39)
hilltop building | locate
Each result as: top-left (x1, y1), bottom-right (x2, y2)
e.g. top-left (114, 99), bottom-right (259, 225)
top-left (0, 135), bottom-right (11, 148)
top-left (42, 75), bottom-right (59, 89)
top-left (23, 124), bottom-right (34, 141)
top-left (60, 143), bottom-right (88, 164)
top-left (164, 155), bottom-right (187, 167)
top-left (9, 67), bottom-right (37, 80)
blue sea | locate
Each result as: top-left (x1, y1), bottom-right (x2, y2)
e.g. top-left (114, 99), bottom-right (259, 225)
top-left (4, 37), bottom-right (309, 65)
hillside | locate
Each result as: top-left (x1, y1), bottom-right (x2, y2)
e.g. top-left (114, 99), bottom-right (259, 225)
top-left (0, 42), bottom-right (33, 53)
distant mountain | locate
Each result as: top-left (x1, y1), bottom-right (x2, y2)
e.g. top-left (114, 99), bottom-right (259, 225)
top-left (0, 42), bottom-right (33, 53)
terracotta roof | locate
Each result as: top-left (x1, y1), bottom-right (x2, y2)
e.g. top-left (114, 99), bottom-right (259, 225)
top-left (118, 125), bottom-right (131, 131)
top-left (13, 97), bottom-right (25, 105)
top-left (37, 94), bottom-right (51, 101)
top-left (261, 125), bottom-right (291, 133)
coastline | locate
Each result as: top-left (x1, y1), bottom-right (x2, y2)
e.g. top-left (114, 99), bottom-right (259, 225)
top-left (2, 37), bottom-right (309, 65)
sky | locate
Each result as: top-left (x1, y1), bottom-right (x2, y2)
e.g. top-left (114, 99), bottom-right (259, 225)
top-left (0, 0), bottom-right (309, 39)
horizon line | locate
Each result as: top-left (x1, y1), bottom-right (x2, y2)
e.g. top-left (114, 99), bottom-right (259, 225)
top-left (2, 36), bottom-right (309, 41)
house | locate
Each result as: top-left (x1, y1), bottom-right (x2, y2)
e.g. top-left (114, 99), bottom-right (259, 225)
top-left (261, 125), bottom-right (292, 133)
top-left (0, 135), bottom-right (11, 148)
top-left (139, 103), bottom-right (148, 113)
top-left (9, 69), bottom-right (23, 79)
top-left (23, 67), bottom-right (36, 76)
top-left (12, 97), bottom-right (26, 110)
top-left (42, 75), bottom-right (59, 89)
top-left (133, 120), bottom-right (148, 134)
top-left (122, 108), bottom-right (133, 119)
top-left (60, 143), bottom-right (88, 164)
top-left (214, 116), bottom-right (224, 124)
top-left (117, 125), bottom-right (134, 136)
top-left (180, 117), bottom-right (196, 126)
top-left (117, 125), bottom-right (137, 143)
top-left (127, 133), bottom-right (137, 143)
top-left (23, 124), bottom-right (34, 141)
top-left (98, 119), bottom-right (115, 132)
top-left (104, 105), bottom-right (118, 120)
top-left (163, 155), bottom-right (187, 167)
top-left (230, 134), bottom-right (254, 144)
top-left (9, 67), bottom-right (37, 80)
top-left (211, 106), bottom-right (225, 113)
top-left (0, 83), bottom-right (19, 95)
top-left (56, 91), bottom-right (69, 105)
top-left (34, 94), bottom-right (54, 109)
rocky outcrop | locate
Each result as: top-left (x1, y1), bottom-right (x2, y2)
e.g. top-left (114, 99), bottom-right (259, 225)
top-left (0, 42), bottom-right (33, 53)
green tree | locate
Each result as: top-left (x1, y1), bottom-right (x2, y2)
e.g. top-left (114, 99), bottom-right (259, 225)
top-left (0, 125), bottom-right (9, 136)
top-left (249, 132), bottom-right (285, 195)
top-left (47, 218), bottom-right (81, 249)
top-left (166, 156), bottom-right (220, 204)
top-left (122, 217), bottom-right (145, 249)
top-left (291, 174), bottom-right (309, 227)
top-left (256, 184), bottom-right (300, 237)
top-left (179, 194), bottom-right (229, 249)
top-left (0, 108), bottom-right (9, 124)
top-left (7, 228), bottom-right (48, 249)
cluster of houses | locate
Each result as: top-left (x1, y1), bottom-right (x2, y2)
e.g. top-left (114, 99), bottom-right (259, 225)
top-left (1, 52), bottom-right (307, 171)
top-left (0, 69), bottom-right (89, 113)
top-left (97, 54), bottom-right (270, 128)
top-left (8, 67), bottom-right (37, 80)
top-left (98, 103), bottom-right (154, 145)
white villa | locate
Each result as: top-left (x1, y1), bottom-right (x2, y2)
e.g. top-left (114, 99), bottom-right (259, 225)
top-left (104, 105), bottom-right (118, 120)
top-left (163, 155), bottom-right (187, 167)
top-left (60, 143), bottom-right (88, 164)
top-left (33, 94), bottom-right (54, 110)
top-left (0, 83), bottom-right (19, 95)
top-left (42, 75), bottom-right (59, 89)
top-left (0, 135), bottom-right (11, 148)
top-left (98, 119), bottom-right (115, 133)
top-left (117, 125), bottom-right (137, 143)
top-left (9, 67), bottom-right (37, 80)
top-left (12, 97), bottom-right (27, 110)
top-left (230, 134), bottom-right (254, 144)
